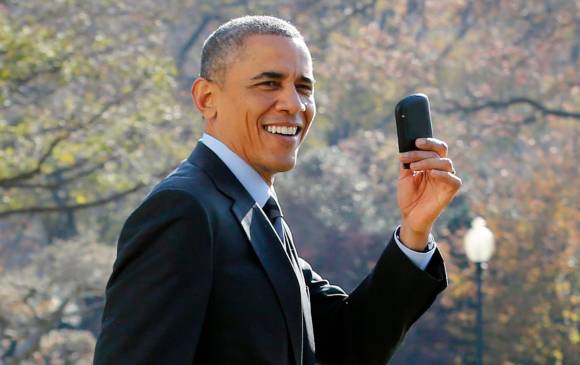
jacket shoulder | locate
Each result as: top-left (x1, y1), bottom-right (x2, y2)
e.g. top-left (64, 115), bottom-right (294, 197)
top-left (148, 159), bottom-right (218, 202)
top-left (119, 160), bottom-right (222, 241)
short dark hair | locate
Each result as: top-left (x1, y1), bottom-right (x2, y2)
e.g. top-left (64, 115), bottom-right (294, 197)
top-left (200, 15), bottom-right (304, 83)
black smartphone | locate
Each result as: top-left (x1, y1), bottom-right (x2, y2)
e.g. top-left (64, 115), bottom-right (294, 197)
top-left (395, 93), bottom-right (434, 169)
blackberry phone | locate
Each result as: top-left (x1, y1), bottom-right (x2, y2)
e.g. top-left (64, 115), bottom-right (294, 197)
top-left (395, 93), bottom-right (434, 169)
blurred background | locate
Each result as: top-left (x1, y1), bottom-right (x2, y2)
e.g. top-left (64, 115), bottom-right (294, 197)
top-left (0, 0), bottom-right (577, 364)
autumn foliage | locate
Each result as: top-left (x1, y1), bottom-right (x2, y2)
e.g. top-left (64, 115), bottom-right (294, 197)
top-left (0, 0), bottom-right (577, 364)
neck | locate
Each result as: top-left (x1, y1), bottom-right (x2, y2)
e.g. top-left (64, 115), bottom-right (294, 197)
top-left (203, 131), bottom-right (275, 187)
top-left (258, 172), bottom-right (275, 187)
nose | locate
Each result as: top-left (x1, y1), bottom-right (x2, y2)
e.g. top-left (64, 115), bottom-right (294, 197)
top-left (276, 85), bottom-right (306, 114)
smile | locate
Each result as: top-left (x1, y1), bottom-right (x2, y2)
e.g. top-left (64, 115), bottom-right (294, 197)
top-left (263, 125), bottom-right (301, 137)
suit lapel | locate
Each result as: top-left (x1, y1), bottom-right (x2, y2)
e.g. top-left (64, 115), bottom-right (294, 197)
top-left (188, 143), bottom-right (303, 365)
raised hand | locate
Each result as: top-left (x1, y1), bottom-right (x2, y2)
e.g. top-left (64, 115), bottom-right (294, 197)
top-left (397, 138), bottom-right (462, 251)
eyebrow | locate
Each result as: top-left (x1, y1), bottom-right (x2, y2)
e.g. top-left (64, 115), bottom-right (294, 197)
top-left (250, 71), bottom-right (316, 86)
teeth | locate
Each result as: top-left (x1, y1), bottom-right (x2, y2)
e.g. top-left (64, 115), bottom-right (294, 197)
top-left (265, 125), bottom-right (298, 136)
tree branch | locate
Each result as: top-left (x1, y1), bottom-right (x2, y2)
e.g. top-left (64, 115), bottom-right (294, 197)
top-left (5, 158), bottom-right (114, 189)
top-left (0, 183), bottom-right (145, 218)
top-left (0, 132), bottom-right (70, 187)
top-left (5, 50), bottom-right (74, 90)
top-left (312, 0), bottom-right (377, 44)
top-left (0, 79), bottom-right (144, 187)
top-left (435, 2), bottom-right (475, 65)
top-left (176, 15), bottom-right (216, 76)
top-left (4, 295), bottom-right (72, 365)
top-left (440, 97), bottom-right (580, 120)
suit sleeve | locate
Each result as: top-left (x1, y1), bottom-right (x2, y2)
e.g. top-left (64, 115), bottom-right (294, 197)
top-left (302, 233), bottom-right (447, 365)
top-left (93, 190), bottom-right (213, 365)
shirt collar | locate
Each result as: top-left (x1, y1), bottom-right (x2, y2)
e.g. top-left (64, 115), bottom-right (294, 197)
top-left (200, 133), bottom-right (276, 208)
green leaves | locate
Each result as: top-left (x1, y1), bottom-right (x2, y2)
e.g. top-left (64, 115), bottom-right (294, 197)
top-left (0, 2), bottom-right (189, 220)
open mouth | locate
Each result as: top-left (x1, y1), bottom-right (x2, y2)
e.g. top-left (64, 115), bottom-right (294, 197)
top-left (263, 125), bottom-right (301, 137)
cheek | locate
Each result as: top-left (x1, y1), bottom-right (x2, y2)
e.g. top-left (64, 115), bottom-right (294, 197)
top-left (250, 91), bottom-right (276, 110)
top-left (229, 94), bottom-right (267, 134)
top-left (251, 96), bottom-right (278, 132)
top-left (247, 95), bottom-right (276, 123)
top-left (304, 103), bottom-right (316, 128)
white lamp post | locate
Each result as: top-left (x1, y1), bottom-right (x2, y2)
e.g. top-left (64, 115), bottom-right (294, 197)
top-left (464, 217), bottom-right (495, 365)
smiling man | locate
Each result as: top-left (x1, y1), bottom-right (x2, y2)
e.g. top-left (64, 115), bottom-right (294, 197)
top-left (94, 16), bottom-right (461, 365)
top-left (197, 30), bottom-right (316, 182)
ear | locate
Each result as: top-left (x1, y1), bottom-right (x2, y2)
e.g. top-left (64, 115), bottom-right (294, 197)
top-left (191, 77), bottom-right (217, 120)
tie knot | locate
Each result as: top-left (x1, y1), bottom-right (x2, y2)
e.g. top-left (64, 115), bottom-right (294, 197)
top-left (263, 196), bottom-right (283, 221)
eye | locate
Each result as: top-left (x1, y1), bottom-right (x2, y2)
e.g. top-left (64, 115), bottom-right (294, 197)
top-left (297, 84), bottom-right (313, 95)
top-left (258, 81), bottom-right (280, 89)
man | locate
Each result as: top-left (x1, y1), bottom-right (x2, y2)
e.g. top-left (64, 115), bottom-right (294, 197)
top-left (94, 16), bottom-right (461, 365)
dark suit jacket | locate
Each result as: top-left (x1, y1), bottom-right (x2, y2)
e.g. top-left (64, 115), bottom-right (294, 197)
top-left (94, 143), bottom-right (447, 365)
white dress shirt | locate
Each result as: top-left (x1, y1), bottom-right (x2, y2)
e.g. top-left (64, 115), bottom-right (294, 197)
top-left (200, 133), bottom-right (436, 270)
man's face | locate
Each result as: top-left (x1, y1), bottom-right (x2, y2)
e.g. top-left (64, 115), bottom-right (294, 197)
top-left (206, 34), bottom-right (316, 184)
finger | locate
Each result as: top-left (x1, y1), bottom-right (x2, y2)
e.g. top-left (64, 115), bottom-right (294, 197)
top-left (399, 160), bottom-right (414, 176)
top-left (410, 157), bottom-right (454, 172)
top-left (399, 160), bottom-right (426, 178)
top-left (416, 138), bottom-right (449, 158)
top-left (430, 169), bottom-right (462, 190)
top-left (399, 150), bottom-right (440, 163)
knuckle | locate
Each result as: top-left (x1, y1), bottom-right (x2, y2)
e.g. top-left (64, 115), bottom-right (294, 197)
top-left (417, 151), bottom-right (431, 160)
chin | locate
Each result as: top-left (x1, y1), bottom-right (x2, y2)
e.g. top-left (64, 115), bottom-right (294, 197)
top-left (269, 157), bottom-right (297, 174)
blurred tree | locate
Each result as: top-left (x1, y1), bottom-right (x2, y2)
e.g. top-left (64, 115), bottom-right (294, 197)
top-left (0, 234), bottom-right (114, 364)
top-left (312, 0), bottom-right (578, 145)
top-left (295, 4), bottom-right (579, 360)
top-left (278, 123), bottom-right (577, 364)
top-left (1, 0), bottom-right (578, 364)
top-left (0, 0), bottom-right (191, 240)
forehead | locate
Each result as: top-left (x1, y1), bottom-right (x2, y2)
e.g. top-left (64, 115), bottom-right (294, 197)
top-left (228, 34), bottom-right (313, 80)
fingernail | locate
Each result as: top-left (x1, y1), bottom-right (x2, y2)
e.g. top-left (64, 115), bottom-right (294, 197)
top-left (401, 152), bottom-right (410, 158)
top-left (417, 139), bottom-right (426, 145)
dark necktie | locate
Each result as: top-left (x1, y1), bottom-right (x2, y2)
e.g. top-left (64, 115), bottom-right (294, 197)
top-left (263, 197), bottom-right (314, 362)
top-left (263, 196), bottom-right (297, 261)
top-left (263, 196), bottom-right (285, 243)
